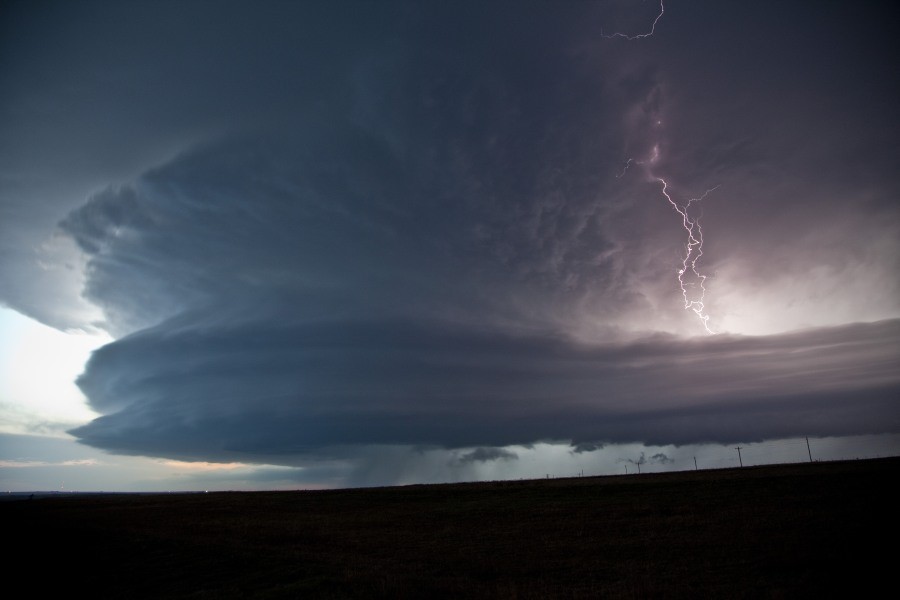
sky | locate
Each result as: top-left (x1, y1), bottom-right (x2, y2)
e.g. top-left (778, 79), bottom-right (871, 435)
top-left (2, 0), bottom-right (899, 492)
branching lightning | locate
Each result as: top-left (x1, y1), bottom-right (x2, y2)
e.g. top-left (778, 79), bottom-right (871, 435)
top-left (655, 177), bottom-right (719, 334)
top-left (601, 0), bottom-right (665, 40)
top-left (606, 0), bottom-right (718, 335)
top-left (617, 148), bottom-right (719, 334)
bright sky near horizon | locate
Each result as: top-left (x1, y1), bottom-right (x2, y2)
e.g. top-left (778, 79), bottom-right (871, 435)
top-left (0, 307), bottom-right (106, 436)
top-left (2, 0), bottom-right (898, 491)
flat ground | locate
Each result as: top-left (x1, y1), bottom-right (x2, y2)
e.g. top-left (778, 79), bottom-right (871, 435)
top-left (5, 458), bottom-right (897, 598)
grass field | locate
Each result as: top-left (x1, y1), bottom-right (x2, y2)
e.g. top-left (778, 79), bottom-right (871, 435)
top-left (5, 457), bottom-right (896, 598)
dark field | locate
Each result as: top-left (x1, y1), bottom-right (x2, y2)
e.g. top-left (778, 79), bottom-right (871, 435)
top-left (6, 458), bottom-right (897, 598)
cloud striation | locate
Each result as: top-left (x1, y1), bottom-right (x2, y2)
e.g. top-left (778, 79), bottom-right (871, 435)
top-left (2, 1), bottom-right (896, 472)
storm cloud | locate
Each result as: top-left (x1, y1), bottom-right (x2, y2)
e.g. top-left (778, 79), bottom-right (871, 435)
top-left (61, 131), bottom-right (900, 464)
top-left (70, 312), bottom-right (900, 464)
top-left (2, 2), bottom-right (898, 477)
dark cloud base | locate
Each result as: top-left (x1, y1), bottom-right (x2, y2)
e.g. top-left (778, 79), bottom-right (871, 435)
top-left (71, 319), bottom-right (900, 465)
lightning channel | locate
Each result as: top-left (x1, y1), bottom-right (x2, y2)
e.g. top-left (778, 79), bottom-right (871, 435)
top-left (616, 158), bottom-right (634, 178)
top-left (604, 1), bottom-right (717, 334)
top-left (601, 0), bottom-right (665, 40)
top-left (655, 177), bottom-right (718, 334)
top-left (616, 145), bottom-right (719, 333)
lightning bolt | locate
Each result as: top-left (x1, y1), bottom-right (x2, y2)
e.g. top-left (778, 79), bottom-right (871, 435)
top-left (616, 158), bottom-right (634, 178)
top-left (618, 148), bottom-right (718, 334)
top-left (605, 1), bottom-right (717, 334)
top-left (601, 0), bottom-right (665, 40)
top-left (655, 177), bottom-right (718, 334)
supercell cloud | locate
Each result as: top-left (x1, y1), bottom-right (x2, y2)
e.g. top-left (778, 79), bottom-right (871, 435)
top-left (1, 1), bottom-right (898, 472)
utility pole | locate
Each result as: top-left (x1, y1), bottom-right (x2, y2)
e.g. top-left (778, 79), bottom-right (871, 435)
top-left (806, 437), bottom-right (813, 462)
top-left (735, 446), bottom-right (743, 467)
top-left (693, 456), bottom-right (698, 471)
